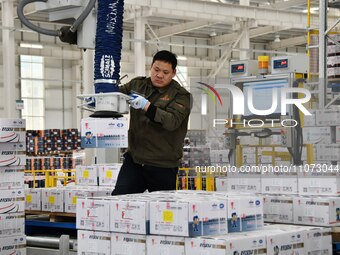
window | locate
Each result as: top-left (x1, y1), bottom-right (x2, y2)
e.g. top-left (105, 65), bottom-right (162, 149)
top-left (20, 43), bottom-right (43, 49)
top-left (20, 55), bottom-right (45, 129)
top-left (175, 66), bottom-right (188, 88)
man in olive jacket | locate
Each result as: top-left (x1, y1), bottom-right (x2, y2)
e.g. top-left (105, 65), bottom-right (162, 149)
top-left (112, 50), bottom-right (192, 195)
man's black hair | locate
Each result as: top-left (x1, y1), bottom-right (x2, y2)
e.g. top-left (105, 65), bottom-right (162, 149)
top-left (152, 50), bottom-right (178, 70)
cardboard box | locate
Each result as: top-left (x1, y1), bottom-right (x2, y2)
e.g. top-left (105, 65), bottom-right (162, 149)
top-left (98, 164), bottom-right (121, 186)
top-left (0, 189), bottom-right (25, 214)
top-left (303, 127), bottom-right (332, 144)
top-left (215, 176), bottom-right (228, 192)
top-left (64, 188), bottom-right (111, 213)
top-left (110, 198), bottom-right (150, 235)
top-left (227, 170), bottom-right (261, 193)
top-left (303, 109), bottom-right (316, 126)
top-left (261, 171), bottom-right (298, 195)
top-left (77, 230), bottom-right (110, 255)
top-left (304, 227), bottom-right (332, 254)
top-left (76, 198), bottom-right (111, 231)
top-left (0, 142), bottom-right (26, 152)
top-left (316, 108), bottom-right (340, 126)
top-left (146, 235), bottom-right (184, 255)
top-left (293, 196), bottom-right (340, 226)
top-left (0, 119), bottom-right (25, 129)
top-left (226, 232), bottom-right (267, 254)
top-left (265, 227), bottom-right (305, 255)
top-left (266, 224), bottom-right (332, 255)
top-left (185, 232), bottom-right (266, 255)
top-left (25, 188), bottom-right (42, 211)
top-left (0, 213), bottom-right (25, 238)
top-left (0, 167), bottom-right (24, 190)
top-left (316, 144), bottom-right (340, 161)
top-left (149, 197), bottom-right (227, 237)
top-left (0, 131), bottom-right (26, 143)
top-left (0, 151), bottom-right (26, 167)
top-left (0, 119), bottom-right (26, 143)
top-left (76, 165), bottom-right (98, 186)
top-left (0, 235), bottom-right (26, 255)
top-left (225, 194), bottom-right (264, 233)
top-left (263, 195), bottom-right (294, 223)
top-left (80, 117), bottom-right (128, 148)
top-left (111, 233), bottom-right (146, 255)
top-left (185, 236), bottom-right (228, 255)
top-left (159, 191), bottom-right (263, 233)
top-left (298, 170), bottom-right (340, 196)
top-left (97, 186), bottom-right (114, 196)
top-left (41, 188), bottom-right (64, 212)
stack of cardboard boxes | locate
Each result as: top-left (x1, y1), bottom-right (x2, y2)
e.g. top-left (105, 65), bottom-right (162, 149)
top-left (0, 119), bottom-right (26, 255)
top-left (76, 190), bottom-right (333, 254)
top-left (25, 163), bottom-right (120, 213)
top-left (76, 191), bottom-right (266, 254)
top-left (303, 108), bottom-right (340, 162)
top-left (216, 166), bottom-right (340, 228)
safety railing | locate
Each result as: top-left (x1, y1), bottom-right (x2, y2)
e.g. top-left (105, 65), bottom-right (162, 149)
top-left (24, 169), bottom-right (76, 188)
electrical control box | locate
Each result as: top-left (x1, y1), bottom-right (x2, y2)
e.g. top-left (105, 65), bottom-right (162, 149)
top-left (230, 60), bottom-right (258, 77)
top-left (279, 128), bottom-right (292, 147)
top-left (271, 55), bottom-right (308, 74)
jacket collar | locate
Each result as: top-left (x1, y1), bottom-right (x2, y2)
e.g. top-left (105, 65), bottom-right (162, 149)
top-left (146, 78), bottom-right (178, 93)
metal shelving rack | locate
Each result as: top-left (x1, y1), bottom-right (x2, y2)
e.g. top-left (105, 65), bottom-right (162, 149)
top-left (319, 0), bottom-right (340, 108)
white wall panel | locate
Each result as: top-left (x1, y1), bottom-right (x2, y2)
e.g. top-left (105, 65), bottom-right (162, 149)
top-left (63, 88), bottom-right (73, 109)
top-left (45, 89), bottom-right (62, 108)
top-left (45, 59), bottom-right (62, 68)
top-left (45, 68), bottom-right (62, 82)
top-left (122, 31), bottom-right (131, 50)
top-left (21, 30), bottom-right (39, 41)
top-left (39, 24), bottom-right (59, 44)
top-left (63, 110), bottom-right (74, 129)
top-left (45, 110), bottom-right (63, 129)
top-left (170, 37), bottom-right (184, 55)
top-left (183, 38), bottom-right (196, 56)
top-left (196, 39), bottom-right (209, 57)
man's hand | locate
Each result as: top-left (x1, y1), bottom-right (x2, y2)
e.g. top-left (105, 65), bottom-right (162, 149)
top-left (129, 93), bottom-right (149, 110)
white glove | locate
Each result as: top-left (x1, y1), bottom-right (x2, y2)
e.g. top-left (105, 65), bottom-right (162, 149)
top-left (129, 93), bottom-right (149, 110)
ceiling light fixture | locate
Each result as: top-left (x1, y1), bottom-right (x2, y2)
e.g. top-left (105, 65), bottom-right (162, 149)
top-left (274, 34), bottom-right (281, 43)
top-left (209, 31), bottom-right (217, 37)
